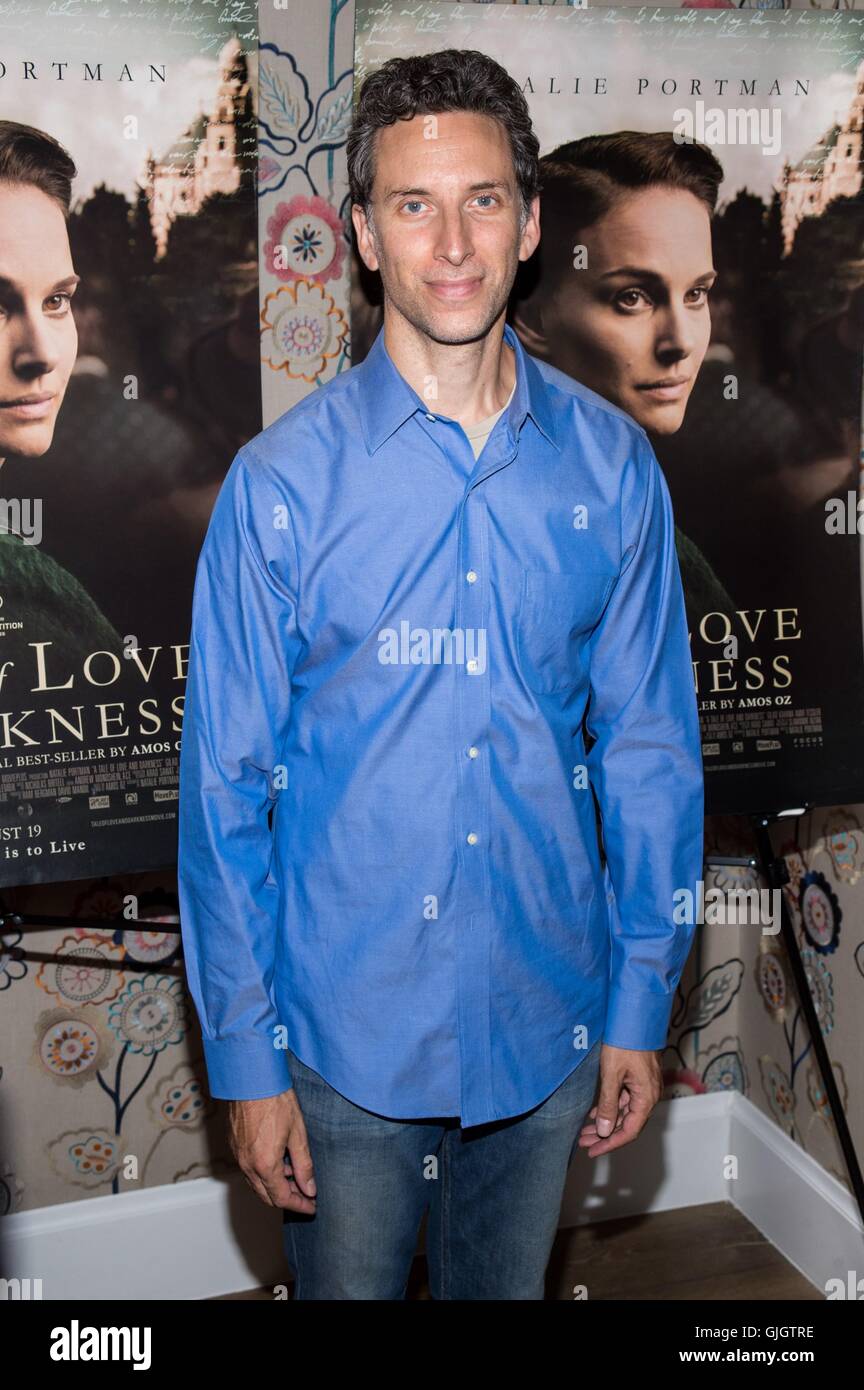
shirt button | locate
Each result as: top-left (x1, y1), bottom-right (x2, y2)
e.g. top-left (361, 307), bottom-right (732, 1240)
top-left (467, 745), bottom-right (479, 758)
top-left (425, 412), bottom-right (435, 421)
top-left (466, 569), bottom-right (478, 583)
top-left (466, 831), bottom-right (478, 845)
top-left (466, 658), bottom-right (479, 673)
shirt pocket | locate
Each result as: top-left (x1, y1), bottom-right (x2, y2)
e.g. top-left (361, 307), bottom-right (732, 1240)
top-left (516, 568), bottom-right (617, 694)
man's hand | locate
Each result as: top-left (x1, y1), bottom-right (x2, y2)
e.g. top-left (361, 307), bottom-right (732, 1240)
top-left (576, 1044), bottom-right (663, 1157)
top-left (227, 1089), bottom-right (317, 1212)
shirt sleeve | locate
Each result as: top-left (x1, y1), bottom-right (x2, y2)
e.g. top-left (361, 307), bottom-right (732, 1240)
top-left (177, 443), bottom-right (301, 1100)
top-left (585, 428), bottom-right (705, 1051)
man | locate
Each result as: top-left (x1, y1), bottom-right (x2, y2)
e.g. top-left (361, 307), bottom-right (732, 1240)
top-left (178, 48), bottom-right (704, 1300)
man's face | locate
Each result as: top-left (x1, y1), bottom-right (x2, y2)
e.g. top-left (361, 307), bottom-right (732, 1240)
top-left (517, 186), bottom-right (716, 435)
top-left (0, 182), bottom-right (79, 459)
top-left (352, 110), bottom-right (539, 345)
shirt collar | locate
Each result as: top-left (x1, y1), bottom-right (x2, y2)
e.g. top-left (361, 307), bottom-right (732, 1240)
top-left (357, 319), bottom-right (561, 456)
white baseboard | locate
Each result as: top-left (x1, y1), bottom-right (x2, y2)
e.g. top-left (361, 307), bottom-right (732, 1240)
top-left (2, 1091), bottom-right (860, 1299)
top-left (1, 1175), bottom-right (287, 1301)
top-left (561, 1089), bottom-right (863, 1298)
top-left (728, 1091), bottom-right (864, 1296)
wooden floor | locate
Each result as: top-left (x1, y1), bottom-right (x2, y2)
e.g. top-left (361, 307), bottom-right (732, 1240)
top-left (213, 1202), bottom-right (822, 1300)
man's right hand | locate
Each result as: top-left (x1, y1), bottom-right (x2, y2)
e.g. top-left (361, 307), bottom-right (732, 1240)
top-left (227, 1089), bottom-right (317, 1213)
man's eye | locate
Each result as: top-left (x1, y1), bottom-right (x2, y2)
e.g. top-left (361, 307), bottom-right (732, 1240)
top-left (402, 200), bottom-right (426, 215)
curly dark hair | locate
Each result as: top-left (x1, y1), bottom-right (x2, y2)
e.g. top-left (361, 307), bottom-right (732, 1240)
top-left (347, 48), bottom-right (540, 230)
top-left (0, 119), bottom-right (77, 215)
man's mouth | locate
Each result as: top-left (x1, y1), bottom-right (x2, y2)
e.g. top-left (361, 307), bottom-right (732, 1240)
top-left (426, 277), bottom-right (483, 301)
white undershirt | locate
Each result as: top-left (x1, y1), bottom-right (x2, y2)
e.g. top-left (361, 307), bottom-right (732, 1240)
top-left (462, 377), bottom-right (517, 460)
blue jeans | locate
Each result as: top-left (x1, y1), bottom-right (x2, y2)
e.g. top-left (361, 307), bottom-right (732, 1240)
top-left (281, 1038), bottom-right (602, 1300)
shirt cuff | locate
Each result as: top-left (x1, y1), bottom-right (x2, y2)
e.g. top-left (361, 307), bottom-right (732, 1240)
top-left (603, 985), bottom-right (675, 1051)
top-left (201, 1032), bottom-right (294, 1101)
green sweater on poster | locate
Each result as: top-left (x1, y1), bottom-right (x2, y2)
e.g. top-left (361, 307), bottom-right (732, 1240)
top-left (675, 524), bottom-right (736, 626)
top-left (0, 531), bottom-right (123, 677)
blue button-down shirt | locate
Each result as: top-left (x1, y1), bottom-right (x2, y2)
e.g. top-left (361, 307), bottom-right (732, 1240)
top-left (177, 320), bottom-right (704, 1126)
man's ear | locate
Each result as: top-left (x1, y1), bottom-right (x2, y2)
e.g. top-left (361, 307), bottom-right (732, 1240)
top-left (352, 204), bottom-right (379, 273)
top-left (518, 193), bottom-right (541, 264)
top-left (510, 301), bottom-right (550, 360)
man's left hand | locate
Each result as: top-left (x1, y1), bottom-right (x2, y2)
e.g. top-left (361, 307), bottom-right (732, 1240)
top-left (576, 1044), bottom-right (663, 1157)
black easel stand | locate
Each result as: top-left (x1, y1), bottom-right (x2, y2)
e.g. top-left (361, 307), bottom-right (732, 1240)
top-left (0, 906), bottom-right (183, 978)
top-left (751, 810), bottom-right (864, 1227)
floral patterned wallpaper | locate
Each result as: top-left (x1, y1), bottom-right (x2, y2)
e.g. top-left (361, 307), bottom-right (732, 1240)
top-left (256, 10), bottom-right (353, 422)
top-left (0, 0), bottom-right (861, 1219)
top-left (0, 870), bottom-right (233, 1212)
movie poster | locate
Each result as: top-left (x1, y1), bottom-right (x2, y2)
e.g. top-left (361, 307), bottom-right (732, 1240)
top-left (0, 0), bottom-right (260, 884)
top-left (353, 1), bottom-right (864, 817)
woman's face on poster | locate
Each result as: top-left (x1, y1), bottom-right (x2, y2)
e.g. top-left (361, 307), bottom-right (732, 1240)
top-left (0, 182), bottom-right (78, 459)
top-left (532, 186), bottom-right (716, 436)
